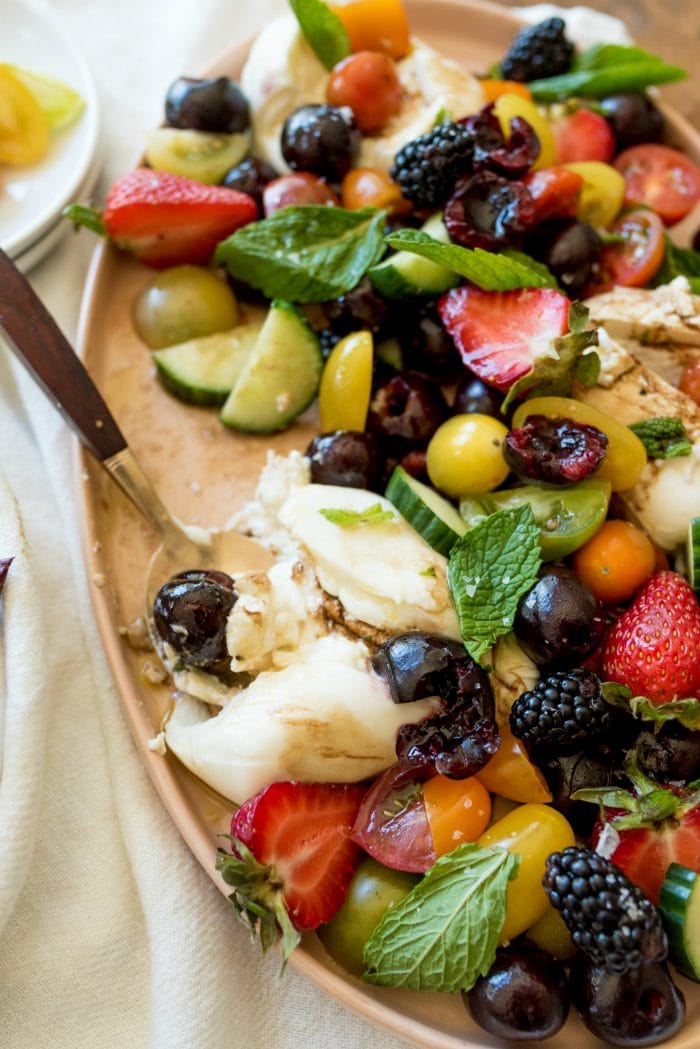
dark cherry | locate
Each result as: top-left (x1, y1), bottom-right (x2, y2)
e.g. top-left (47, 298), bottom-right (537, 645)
top-left (599, 93), bottom-right (665, 151)
top-left (164, 76), bottom-right (249, 133)
top-left (281, 104), bottom-right (361, 180)
top-left (323, 276), bottom-right (392, 337)
top-left (0, 557), bottom-right (11, 598)
top-left (465, 945), bottom-right (569, 1041)
top-left (397, 303), bottom-right (463, 382)
top-left (693, 228), bottom-right (700, 254)
top-left (636, 722), bottom-right (700, 784)
top-left (543, 746), bottom-right (630, 835)
top-left (222, 157), bottom-right (278, 210)
top-left (570, 957), bottom-right (685, 1048)
top-left (503, 414), bottom-right (608, 485)
top-left (152, 569), bottom-right (236, 669)
top-left (459, 104), bottom-right (541, 178)
top-left (398, 449), bottom-right (429, 483)
top-left (452, 375), bottom-right (504, 418)
top-left (367, 371), bottom-right (449, 455)
top-left (305, 431), bottom-right (383, 491)
top-left (444, 171), bottom-right (535, 250)
top-left (529, 218), bottom-right (602, 295)
top-left (514, 565), bottom-right (605, 669)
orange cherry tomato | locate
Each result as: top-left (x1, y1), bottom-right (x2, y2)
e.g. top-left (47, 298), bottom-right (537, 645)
top-left (680, 359), bottom-right (700, 407)
top-left (480, 79), bottom-right (533, 102)
top-left (327, 51), bottom-right (403, 133)
top-left (330, 0), bottom-right (410, 60)
top-left (614, 144), bottom-right (700, 226)
top-left (586, 207), bottom-right (665, 296)
top-left (476, 730), bottom-right (552, 804)
top-left (341, 167), bottom-right (409, 212)
top-left (573, 519), bottom-right (656, 603)
top-left (423, 774), bottom-right (491, 857)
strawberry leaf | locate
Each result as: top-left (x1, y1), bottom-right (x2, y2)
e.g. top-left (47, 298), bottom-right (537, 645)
top-left (602, 682), bottom-right (700, 730)
top-left (63, 203), bottom-right (106, 237)
top-left (501, 315), bottom-right (599, 412)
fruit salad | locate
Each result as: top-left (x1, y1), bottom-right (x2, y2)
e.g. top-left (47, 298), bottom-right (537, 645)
top-left (71, 1), bottom-right (700, 1045)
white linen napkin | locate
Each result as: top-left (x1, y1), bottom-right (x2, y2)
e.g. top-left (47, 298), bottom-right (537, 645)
top-left (0, 3), bottom-right (630, 1047)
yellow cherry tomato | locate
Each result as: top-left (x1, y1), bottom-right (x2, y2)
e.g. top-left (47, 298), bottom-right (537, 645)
top-left (476, 730), bottom-right (552, 804)
top-left (427, 413), bottom-right (509, 498)
top-left (318, 330), bottom-right (373, 432)
top-left (493, 93), bottom-right (556, 170)
top-left (562, 161), bottom-right (625, 228)
top-left (512, 396), bottom-right (647, 492)
top-left (478, 803), bottom-right (575, 944)
top-left (0, 64), bottom-right (50, 166)
top-left (423, 774), bottom-right (491, 857)
top-left (527, 903), bottom-right (576, 960)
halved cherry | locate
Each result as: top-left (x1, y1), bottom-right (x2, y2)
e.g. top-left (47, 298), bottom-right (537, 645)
top-left (614, 144), bottom-right (700, 226)
top-left (585, 206), bottom-right (665, 294)
top-left (522, 166), bottom-right (584, 224)
top-left (350, 764), bottom-right (435, 873)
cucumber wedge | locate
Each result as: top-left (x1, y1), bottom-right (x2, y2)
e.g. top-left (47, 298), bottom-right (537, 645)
top-left (687, 517), bottom-right (700, 593)
top-left (385, 466), bottom-right (467, 555)
top-left (220, 300), bottom-right (322, 432)
top-left (152, 322), bottom-right (262, 406)
top-left (368, 213), bottom-right (460, 300)
top-left (659, 863), bottom-right (700, 981)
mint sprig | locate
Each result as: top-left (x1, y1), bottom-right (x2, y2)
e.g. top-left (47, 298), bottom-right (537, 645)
top-left (602, 682), bottom-right (700, 730)
top-left (319, 503), bottom-right (395, 527)
top-left (448, 505), bottom-right (541, 664)
top-left (653, 236), bottom-right (700, 295)
top-left (628, 417), bottom-right (692, 459)
top-left (289, 0), bottom-right (350, 70)
top-left (363, 844), bottom-right (519, 992)
top-left (215, 206), bottom-right (386, 302)
top-left (528, 44), bottom-right (685, 101)
top-left (384, 229), bottom-right (558, 291)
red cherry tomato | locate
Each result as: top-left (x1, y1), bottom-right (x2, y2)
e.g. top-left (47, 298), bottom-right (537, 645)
top-left (522, 166), bottom-right (584, 223)
top-left (327, 51), bottom-right (404, 133)
top-left (350, 765), bottom-right (435, 873)
top-left (614, 144), bottom-right (700, 226)
top-left (555, 108), bottom-right (615, 165)
top-left (262, 173), bottom-right (339, 216)
top-left (586, 207), bottom-right (665, 295)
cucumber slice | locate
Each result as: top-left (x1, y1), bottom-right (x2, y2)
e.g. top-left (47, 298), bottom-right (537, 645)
top-left (659, 863), bottom-right (700, 981)
top-left (152, 322), bottom-right (262, 406)
top-left (144, 127), bottom-right (251, 184)
top-left (385, 466), bottom-right (467, 555)
top-left (460, 480), bottom-right (611, 561)
top-left (368, 213), bottom-right (461, 300)
top-left (220, 300), bottom-right (322, 432)
top-left (687, 517), bottom-right (700, 593)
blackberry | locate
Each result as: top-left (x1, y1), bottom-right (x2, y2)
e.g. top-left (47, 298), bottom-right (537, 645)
top-left (501, 17), bottom-right (574, 83)
top-left (390, 123), bottom-right (475, 209)
top-left (318, 327), bottom-right (341, 360)
top-left (543, 847), bottom-right (668, 974)
top-left (509, 668), bottom-right (612, 753)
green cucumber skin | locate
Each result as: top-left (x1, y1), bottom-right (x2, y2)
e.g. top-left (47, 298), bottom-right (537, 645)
top-left (368, 214), bottom-right (460, 300)
top-left (385, 467), bottom-right (466, 556)
top-left (659, 863), bottom-right (700, 981)
top-left (688, 517), bottom-right (700, 592)
top-left (152, 324), bottom-right (261, 407)
top-left (153, 360), bottom-right (226, 407)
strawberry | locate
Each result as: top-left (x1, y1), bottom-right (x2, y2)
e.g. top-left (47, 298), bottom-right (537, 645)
top-left (522, 166), bottom-right (584, 224)
top-left (66, 168), bottom-right (257, 267)
top-left (602, 571), bottom-right (700, 704)
top-left (216, 781), bottom-right (365, 965)
top-left (437, 286), bottom-right (571, 392)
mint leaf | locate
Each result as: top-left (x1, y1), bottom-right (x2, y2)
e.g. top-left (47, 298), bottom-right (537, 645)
top-left (448, 505), bottom-right (541, 664)
top-left (628, 417), bottom-right (692, 459)
top-left (529, 45), bottom-right (686, 101)
top-left (289, 0), bottom-right (350, 70)
top-left (384, 230), bottom-right (558, 290)
top-left (363, 844), bottom-right (519, 992)
top-left (602, 682), bottom-right (700, 730)
top-left (215, 206), bottom-right (386, 302)
top-left (319, 503), bottom-right (395, 526)
top-left (653, 236), bottom-right (700, 294)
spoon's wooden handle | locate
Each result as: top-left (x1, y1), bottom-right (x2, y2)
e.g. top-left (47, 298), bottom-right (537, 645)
top-left (0, 247), bottom-right (127, 461)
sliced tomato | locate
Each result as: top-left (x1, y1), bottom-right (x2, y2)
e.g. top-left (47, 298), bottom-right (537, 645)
top-left (522, 166), bottom-right (584, 224)
top-left (350, 764), bottom-right (435, 873)
top-left (423, 774), bottom-right (491, 857)
top-left (586, 207), bottom-right (665, 295)
top-left (614, 144), bottom-right (700, 226)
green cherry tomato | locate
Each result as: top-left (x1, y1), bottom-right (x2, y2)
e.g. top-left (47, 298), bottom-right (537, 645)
top-left (459, 478), bottom-right (611, 561)
top-left (317, 856), bottom-right (419, 976)
top-left (133, 265), bottom-right (239, 349)
top-left (427, 414), bottom-right (510, 498)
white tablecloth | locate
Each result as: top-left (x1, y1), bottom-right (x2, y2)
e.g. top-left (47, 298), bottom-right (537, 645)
top-left (0, 3), bottom-right (631, 1047)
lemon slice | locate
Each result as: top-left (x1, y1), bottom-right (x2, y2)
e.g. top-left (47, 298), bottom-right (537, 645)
top-left (7, 65), bottom-right (85, 132)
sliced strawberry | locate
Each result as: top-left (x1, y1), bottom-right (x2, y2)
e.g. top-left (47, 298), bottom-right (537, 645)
top-left (522, 166), bottom-right (584, 224)
top-left (600, 806), bottom-right (700, 904)
top-left (603, 571), bottom-right (700, 703)
top-left (437, 286), bottom-right (571, 392)
top-left (554, 108), bottom-right (615, 165)
top-left (68, 168), bottom-right (257, 268)
top-left (217, 781), bottom-right (365, 964)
